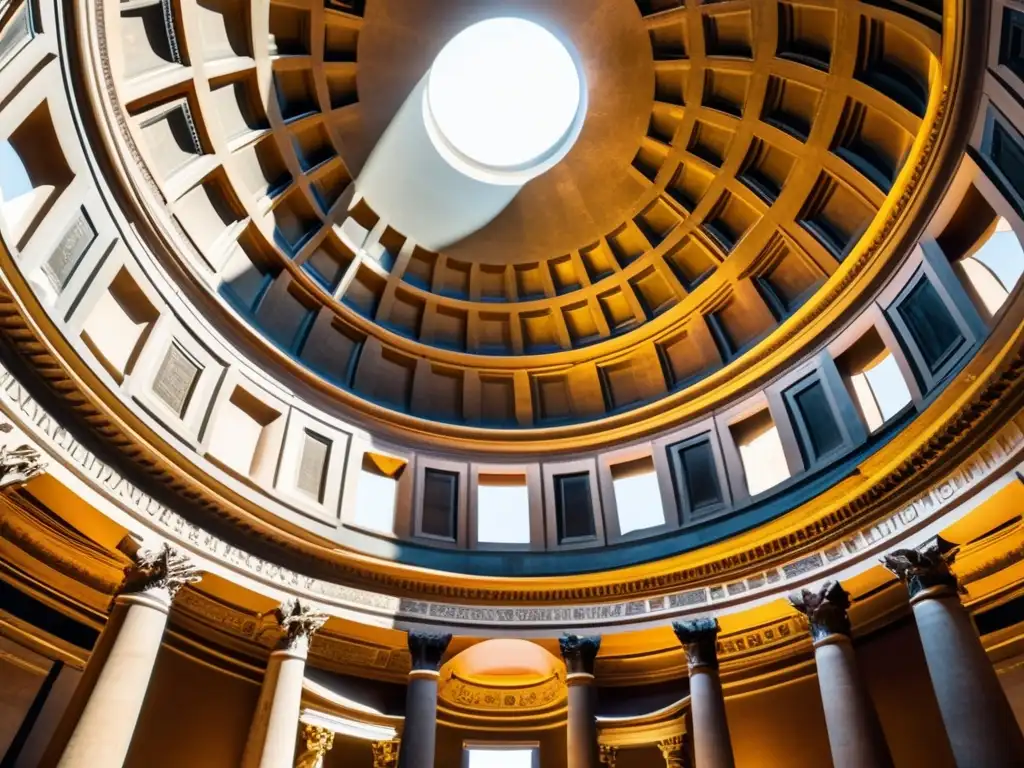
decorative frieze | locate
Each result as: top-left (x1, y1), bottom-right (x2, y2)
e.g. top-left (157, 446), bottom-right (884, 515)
top-left (439, 674), bottom-right (563, 710)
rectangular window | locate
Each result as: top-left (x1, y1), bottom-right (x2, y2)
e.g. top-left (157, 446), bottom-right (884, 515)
top-left (296, 431), bottom-right (331, 501)
top-left (422, 468), bottom-right (458, 540)
top-left (668, 435), bottom-right (723, 517)
top-left (352, 453), bottom-right (405, 534)
top-left (894, 277), bottom-right (964, 376)
top-left (611, 456), bottom-right (665, 535)
top-left (554, 472), bottom-right (596, 542)
top-left (788, 379), bottom-right (844, 463)
top-left (961, 217), bottom-right (1024, 316)
top-left (464, 745), bottom-right (538, 768)
top-left (989, 118), bottom-right (1024, 205)
top-left (836, 327), bottom-right (913, 433)
top-left (730, 409), bottom-right (790, 496)
top-left (80, 267), bottom-right (158, 382)
top-left (476, 474), bottom-right (530, 545)
top-left (206, 387), bottom-right (282, 477)
top-left (1003, 8), bottom-right (1024, 84)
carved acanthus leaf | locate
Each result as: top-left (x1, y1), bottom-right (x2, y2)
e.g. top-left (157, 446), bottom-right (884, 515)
top-left (882, 536), bottom-right (963, 599)
top-left (672, 618), bottom-right (721, 670)
top-left (371, 739), bottom-right (400, 768)
top-left (558, 633), bottom-right (601, 675)
top-left (789, 580), bottom-right (852, 642)
top-left (275, 598), bottom-right (328, 650)
top-left (121, 542), bottom-right (201, 598)
top-left (0, 443), bottom-right (46, 489)
top-left (407, 631), bottom-right (452, 671)
top-left (295, 725), bottom-right (334, 768)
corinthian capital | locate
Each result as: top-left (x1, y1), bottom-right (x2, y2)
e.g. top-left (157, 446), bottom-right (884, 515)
top-left (672, 618), bottom-right (720, 671)
top-left (559, 633), bottom-right (601, 676)
top-left (0, 443), bottom-right (46, 489)
top-left (121, 543), bottom-right (201, 599)
top-left (789, 580), bottom-right (852, 643)
top-left (882, 536), bottom-right (962, 600)
top-left (658, 734), bottom-right (689, 767)
top-left (295, 724), bottom-right (334, 768)
top-left (407, 631), bottom-right (452, 672)
top-left (599, 744), bottom-right (618, 767)
top-left (275, 598), bottom-right (328, 651)
top-left (371, 738), bottom-right (400, 768)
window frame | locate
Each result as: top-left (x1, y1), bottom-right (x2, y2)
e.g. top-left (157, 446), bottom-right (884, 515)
top-left (468, 463), bottom-right (544, 551)
top-left (653, 415), bottom-right (732, 527)
top-left (599, 444), bottom-right (675, 544)
top-left (412, 456), bottom-right (468, 547)
top-left (461, 742), bottom-right (540, 768)
top-left (542, 458), bottom-right (604, 549)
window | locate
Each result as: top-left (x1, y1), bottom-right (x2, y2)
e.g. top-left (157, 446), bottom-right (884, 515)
top-left (422, 468), bottom-right (458, 540)
top-left (0, 104), bottom-right (74, 245)
top-left (786, 378), bottom-right (844, 463)
top-left (960, 217), bottom-right (1024, 316)
top-left (554, 472), bottom-right (596, 542)
top-left (611, 457), bottom-right (665, 535)
top-left (352, 453), bottom-right (405, 534)
top-left (837, 327), bottom-right (914, 433)
top-left (464, 745), bottom-right (539, 768)
top-left (730, 409), bottom-right (790, 496)
top-left (668, 435), bottom-right (724, 519)
top-left (476, 474), bottom-right (530, 545)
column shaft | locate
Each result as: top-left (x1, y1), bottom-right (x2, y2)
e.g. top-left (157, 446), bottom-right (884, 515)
top-left (242, 599), bottom-right (327, 768)
top-left (885, 538), bottom-right (1024, 768)
top-left (398, 674), bottom-right (441, 768)
top-left (688, 668), bottom-right (734, 768)
top-left (242, 648), bottom-right (308, 768)
top-left (398, 632), bottom-right (451, 768)
top-left (566, 677), bottom-right (598, 768)
top-left (42, 591), bottom-right (170, 768)
top-left (912, 594), bottom-right (1024, 767)
top-left (814, 638), bottom-right (893, 768)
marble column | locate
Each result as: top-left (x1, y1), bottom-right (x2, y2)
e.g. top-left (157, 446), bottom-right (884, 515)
top-left (884, 537), bottom-right (1024, 768)
top-left (598, 744), bottom-right (617, 767)
top-left (560, 634), bottom-right (601, 768)
top-left (672, 619), bottom-right (734, 768)
top-left (658, 734), bottom-right (690, 768)
top-left (294, 724), bottom-right (334, 768)
top-left (372, 739), bottom-right (401, 768)
top-left (242, 599), bottom-right (328, 768)
top-left (397, 632), bottom-right (451, 768)
top-left (41, 544), bottom-right (201, 768)
top-left (790, 581), bottom-right (893, 768)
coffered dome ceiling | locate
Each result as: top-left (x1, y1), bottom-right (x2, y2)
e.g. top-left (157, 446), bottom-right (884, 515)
top-left (97, 0), bottom-right (945, 446)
